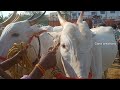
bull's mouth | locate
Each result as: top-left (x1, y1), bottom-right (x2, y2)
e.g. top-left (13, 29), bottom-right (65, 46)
top-left (61, 57), bottom-right (78, 78)
top-left (62, 50), bottom-right (93, 79)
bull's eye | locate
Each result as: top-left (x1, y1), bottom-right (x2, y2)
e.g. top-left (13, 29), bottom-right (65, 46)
top-left (11, 33), bottom-right (19, 37)
top-left (62, 44), bottom-right (66, 48)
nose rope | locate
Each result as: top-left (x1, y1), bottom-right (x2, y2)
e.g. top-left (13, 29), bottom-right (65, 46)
top-left (0, 56), bottom-right (6, 61)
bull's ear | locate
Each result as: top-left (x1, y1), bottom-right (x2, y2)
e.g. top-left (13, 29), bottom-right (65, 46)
top-left (76, 11), bottom-right (84, 24)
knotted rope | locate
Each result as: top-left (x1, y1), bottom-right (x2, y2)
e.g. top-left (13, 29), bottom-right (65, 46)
top-left (6, 42), bottom-right (33, 79)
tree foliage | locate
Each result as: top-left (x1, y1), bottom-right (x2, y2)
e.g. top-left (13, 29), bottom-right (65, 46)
top-left (0, 11), bottom-right (49, 25)
top-left (0, 12), bottom-right (4, 23)
top-left (25, 11), bottom-right (49, 25)
top-left (25, 11), bottom-right (42, 15)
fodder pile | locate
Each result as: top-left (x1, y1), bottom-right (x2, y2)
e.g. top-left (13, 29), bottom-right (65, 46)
top-left (105, 63), bottom-right (120, 79)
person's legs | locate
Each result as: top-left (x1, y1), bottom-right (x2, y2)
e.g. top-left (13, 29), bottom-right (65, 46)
top-left (118, 43), bottom-right (120, 63)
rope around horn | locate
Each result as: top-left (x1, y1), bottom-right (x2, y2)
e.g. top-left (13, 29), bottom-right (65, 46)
top-left (6, 42), bottom-right (34, 79)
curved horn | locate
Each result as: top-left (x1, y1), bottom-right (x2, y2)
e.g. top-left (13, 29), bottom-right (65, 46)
top-left (77, 11), bottom-right (84, 24)
top-left (27, 14), bottom-right (36, 20)
top-left (28, 11), bottom-right (46, 26)
top-left (12, 14), bottom-right (21, 23)
top-left (0, 11), bottom-right (17, 27)
top-left (57, 11), bottom-right (67, 26)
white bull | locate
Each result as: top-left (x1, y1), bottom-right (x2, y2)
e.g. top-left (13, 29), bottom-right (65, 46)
top-left (48, 11), bottom-right (117, 79)
top-left (0, 11), bottom-right (117, 79)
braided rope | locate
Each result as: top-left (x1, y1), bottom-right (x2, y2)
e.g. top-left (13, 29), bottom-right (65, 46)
top-left (6, 42), bottom-right (34, 79)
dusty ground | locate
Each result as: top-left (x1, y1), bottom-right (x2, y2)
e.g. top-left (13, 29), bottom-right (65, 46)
top-left (105, 60), bottom-right (120, 79)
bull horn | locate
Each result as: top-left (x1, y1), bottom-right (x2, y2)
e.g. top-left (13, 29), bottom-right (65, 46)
top-left (77, 11), bottom-right (84, 24)
top-left (57, 11), bottom-right (67, 26)
top-left (28, 11), bottom-right (46, 26)
top-left (0, 11), bottom-right (17, 27)
top-left (12, 14), bottom-right (21, 23)
top-left (27, 14), bottom-right (36, 20)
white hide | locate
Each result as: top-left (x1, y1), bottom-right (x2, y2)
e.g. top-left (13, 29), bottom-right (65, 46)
top-left (39, 25), bottom-right (53, 32)
top-left (59, 23), bottom-right (89, 78)
top-left (90, 26), bottom-right (117, 78)
top-left (39, 25), bottom-right (63, 32)
top-left (53, 26), bottom-right (63, 32)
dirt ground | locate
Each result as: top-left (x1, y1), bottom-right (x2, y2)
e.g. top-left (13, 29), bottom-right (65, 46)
top-left (105, 60), bottom-right (120, 79)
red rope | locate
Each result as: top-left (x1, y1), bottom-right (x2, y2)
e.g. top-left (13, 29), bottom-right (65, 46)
top-left (0, 56), bottom-right (6, 61)
top-left (28, 30), bottom-right (47, 45)
top-left (54, 73), bottom-right (92, 79)
top-left (51, 67), bottom-right (92, 79)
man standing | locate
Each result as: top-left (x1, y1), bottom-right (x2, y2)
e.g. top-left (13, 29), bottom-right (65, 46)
top-left (92, 16), bottom-right (104, 28)
top-left (92, 15), bottom-right (98, 28)
top-left (115, 23), bottom-right (120, 63)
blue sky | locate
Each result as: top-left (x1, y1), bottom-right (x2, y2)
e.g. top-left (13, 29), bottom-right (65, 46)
top-left (1, 11), bottom-right (55, 17)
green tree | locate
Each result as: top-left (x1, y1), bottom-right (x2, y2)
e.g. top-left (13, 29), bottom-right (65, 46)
top-left (25, 11), bottom-right (49, 25)
top-left (0, 12), bottom-right (4, 23)
top-left (18, 14), bottom-right (31, 21)
top-left (25, 11), bottom-right (42, 15)
top-left (1, 11), bottom-right (49, 25)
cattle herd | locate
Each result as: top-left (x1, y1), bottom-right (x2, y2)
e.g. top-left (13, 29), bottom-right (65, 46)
top-left (0, 11), bottom-right (119, 79)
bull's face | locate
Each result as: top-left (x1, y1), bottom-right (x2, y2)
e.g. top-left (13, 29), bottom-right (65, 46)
top-left (60, 23), bottom-right (82, 77)
top-left (0, 12), bottom-right (46, 62)
top-left (0, 21), bottom-right (35, 58)
top-left (53, 11), bottom-right (94, 78)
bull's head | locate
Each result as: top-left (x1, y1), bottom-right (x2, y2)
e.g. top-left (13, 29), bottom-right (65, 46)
top-left (0, 11), bottom-right (46, 63)
top-left (49, 11), bottom-right (94, 78)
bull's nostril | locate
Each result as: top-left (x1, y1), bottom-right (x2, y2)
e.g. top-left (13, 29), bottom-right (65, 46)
top-left (11, 33), bottom-right (19, 37)
top-left (62, 44), bottom-right (66, 48)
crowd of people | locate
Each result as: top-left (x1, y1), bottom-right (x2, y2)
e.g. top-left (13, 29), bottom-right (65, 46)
top-left (112, 23), bottom-right (120, 62)
top-left (92, 15), bottom-right (105, 28)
